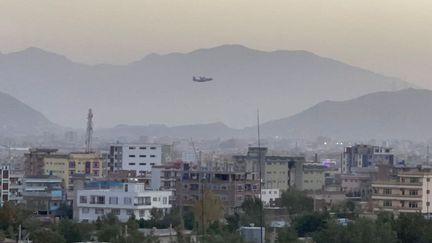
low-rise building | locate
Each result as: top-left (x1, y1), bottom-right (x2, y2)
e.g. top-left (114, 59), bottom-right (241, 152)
top-left (76, 183), bottom-right (172, 222)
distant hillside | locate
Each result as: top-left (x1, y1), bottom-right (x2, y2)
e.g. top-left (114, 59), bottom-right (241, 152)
top-left (96, 122), bottom-right (239, 140)
top-left (0, 45), bottom-right (412, 128)
top-left (256, 88), bottom-right (432, 140)
top-left (0, 91), bottom-right (59, 136)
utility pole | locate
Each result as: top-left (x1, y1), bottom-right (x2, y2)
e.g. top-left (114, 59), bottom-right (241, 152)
top-left (85, 108), bottom-right (93, 153)
top-left (257, 109), bottom-right (264, 243)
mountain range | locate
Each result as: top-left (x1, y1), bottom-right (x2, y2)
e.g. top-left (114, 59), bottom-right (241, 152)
top-left (0, 91), bottom-right (59, 137)
top-left (0, 44), bottom-right (411, 128)
top-left (97, 88), bottom-right (432, 141)
top-left (0, 86), bottom-right (432, 140)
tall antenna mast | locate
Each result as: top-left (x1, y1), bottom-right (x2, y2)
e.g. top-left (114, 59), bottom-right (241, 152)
top-left (85, 108), bottom-right (94, 153)
top-left (257, 109), bottom-right (263, 243)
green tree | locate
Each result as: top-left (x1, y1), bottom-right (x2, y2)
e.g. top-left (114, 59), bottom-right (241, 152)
top-left (193, 190), bottom-right (224, 234)
top-left (240, 197), bottom-right (263, 226)
top-left (150, 208), bottom-right (164, 222)
top-left (394, 213), bottom-right (429, 243)
top-left (280, 190), bottom-right (313, 215)
top-left (293, 212), bottom-right (329, 237)
top-left (276, 227), bottom-right (299, 243)
top-left (31, 228), bottom-right (66, 243)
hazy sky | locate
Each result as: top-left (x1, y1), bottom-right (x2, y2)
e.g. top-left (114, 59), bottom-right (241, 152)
top-left (0, 0), bottom-right (431, 88)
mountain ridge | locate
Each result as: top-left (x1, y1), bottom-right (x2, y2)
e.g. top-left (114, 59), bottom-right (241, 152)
top-left (0, 44), bottom-right (413, 128)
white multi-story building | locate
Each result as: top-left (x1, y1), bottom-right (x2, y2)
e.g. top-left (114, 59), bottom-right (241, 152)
top-left (76, 183), bottom-right (172, 222)
top-left (109, 144), bottom-right (172, 175)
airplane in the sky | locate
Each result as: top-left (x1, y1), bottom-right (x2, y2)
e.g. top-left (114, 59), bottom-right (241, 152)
top-left (193, 76), bottom-right (213, 82)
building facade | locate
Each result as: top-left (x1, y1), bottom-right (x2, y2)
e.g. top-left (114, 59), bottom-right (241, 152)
top-left (234, 147), bottom-right (304, 190)
top-left (76, 183), bottom-right (172, 222)
top-left (109, 144), bottom-right (173, 175)
top-left (176, 167), bottom-right (260, 214)
top-left (371, 167), bottom-right (432, 214)
top-left (24, 148), bottom-right (58, 176)
top-left (260, 189), bottom-right (280, 207)
top-left (43, 152), bottom-right (103, 191)
top-left (343, 145), bottom-right (394, 173)
top-left (296, 163), bottom-right (326, 191)
top-left (22, 176), bottom-right (64, 215)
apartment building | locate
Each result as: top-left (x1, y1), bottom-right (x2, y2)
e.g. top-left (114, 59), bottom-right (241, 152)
top-left (109, 143), bottom-right (173, 175)
top-left (8, 170), bottom-right (23, 204)
top-left (233, 147), bottom-right (304, 190)
top-left (43, 152), bottom-right (103, 191)
top-left (22, 175), bottom-right (64, 215)
top-left (343, 145), bottom-right (394, 173)
top-left (24, 148), bottom-right (58, 176)
top-left (176, 168), bottom-right (260, 214)
top-left (371, 167), bottom-right (432, 214)
top-left (76, 183), bottom-right (172, 222)
top-left (296, 163), bottom-right (326, 191)
top-left (151, 164), bottom-right (180, 190)
top-left (341, 173), bottom-right (372, 200)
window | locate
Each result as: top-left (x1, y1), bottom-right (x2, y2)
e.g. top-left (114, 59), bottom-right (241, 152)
top-left (139, 209), bottom-right (145, 217)
top-left (428, 190), bottom-right (430, 194)
top-left (91, 196), bottom-right (105, 204)
top-left (428, 178), bottom-right (431, 182)
top-left (139, 155), bottom-right (146, 158)
top-left (129, 155), bottom-right (136, 158)
top-left (126, 209), bottom-right (134, 215)
top-left (82, 208), bottom-right (89, 214)
top-left (139, 147), bottom-right (146, 150)
top-left (409, 190), bottom-right (418, 196)
top-left (129, 147), bottom-right (136, 150)
top-left (80, 196), bottom-right (87, 203)
top-left (383, 200), bottom-right (392, 207)
top-left (124, 197), bottom-right (132, 205)
top-left (410, 177), bottom-right (419, 183)
top-left (139, 163), bottom-right (146, 166)
top-left (129, 163), bottom-right (136, 166)
top-left (109, 197), bottom-right (118, 205)
top-left (383, 188), bottom-right (392, 195)
top-left (153, 197), bottom-right (157, 202)
top-left (111, 209), bottom-right (120, 215)
top-left (150, 147), bottom-right (156, 150)
top-left (137, 197), bottom-right (151, 205)
top-left (150, 163), bottom-right (155, 166)
top-left (163, 197), bottom-right (167, 205)
top-left (408, 201), bottom-right (418, 208)
top-left (93, 161), bottom-right (99, 168)
top-left (427, 202), bottom-right (431, 207)
top-left (95, 208), bottom-right (104, 214)
top-left (150, 155), bottom-right (156, 158)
